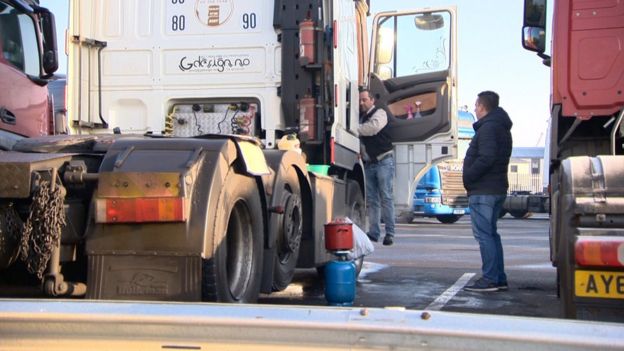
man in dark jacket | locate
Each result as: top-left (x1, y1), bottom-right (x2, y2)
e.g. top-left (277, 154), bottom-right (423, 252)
top-left (462, 91), bottom-right (513, 292)
top-left (358, 89), bottom-right (395, 246)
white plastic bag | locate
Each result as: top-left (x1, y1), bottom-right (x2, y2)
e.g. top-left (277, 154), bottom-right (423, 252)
top-left (344, 217), bottom-right (374, 259)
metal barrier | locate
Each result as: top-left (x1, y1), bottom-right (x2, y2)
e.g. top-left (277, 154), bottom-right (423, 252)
top-left (1, 299), bottom-right (623, 350)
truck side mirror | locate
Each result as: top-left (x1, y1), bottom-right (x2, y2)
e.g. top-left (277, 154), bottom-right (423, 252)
top-left (522, 26), bottom-right (545, 53)
top-left (522, 0), bottom-right (550, 66)
top-left (375, 27), bottom-right (394, 65)
top-left (37, 8), bottom-right (59, 76)
top-left (414, 13), bottom-right (444, 31)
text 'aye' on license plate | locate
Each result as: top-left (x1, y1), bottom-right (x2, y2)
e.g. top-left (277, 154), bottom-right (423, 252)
top-left (575, 270), bottom-right (624, 299)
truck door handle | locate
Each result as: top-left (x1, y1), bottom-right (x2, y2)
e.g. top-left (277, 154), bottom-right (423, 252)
top-left (0, 107), bottom-right (16, 125)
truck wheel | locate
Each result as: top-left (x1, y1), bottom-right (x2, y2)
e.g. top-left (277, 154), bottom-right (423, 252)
top-left (271, 167), bottom-right (303, 291)
top-left (0, 204), bottom-right (20, 269)
top-left (397, 212), bottom-right (415, 224)
top-left (347, 180), bottom-right (366, 276)
top-left (436, 214), bottom-right (462, 224)
top-left (202, 172), bottom-right (264, 303)
top-left (509, 210), bottom-right (530, 219)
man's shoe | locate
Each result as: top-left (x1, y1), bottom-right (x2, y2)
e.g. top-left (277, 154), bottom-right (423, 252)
top-left (464, 278), bottom-right (499, 292)
top-left (382, 235), bottom-right (394, 246)
top-left (366, 233), bottom-right (379, 243)
top-left (497, 282), bottom-right (509, 291)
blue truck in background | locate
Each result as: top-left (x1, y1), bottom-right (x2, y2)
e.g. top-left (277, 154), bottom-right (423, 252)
top-left (411, 109), bottom-right (476, 224)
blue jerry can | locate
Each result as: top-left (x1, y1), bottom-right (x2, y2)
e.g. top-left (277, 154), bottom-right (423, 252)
top-left (324, 259), bottom-right (356, 306)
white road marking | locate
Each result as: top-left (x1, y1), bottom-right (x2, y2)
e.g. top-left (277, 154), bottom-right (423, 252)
top-left (424, 272), bottom-right (476, 311)
top-left (509, 263), bottom-right (556, 270)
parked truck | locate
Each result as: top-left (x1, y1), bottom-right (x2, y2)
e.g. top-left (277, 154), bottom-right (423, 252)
top-left (0, 0), bottom-right (58, 143)
top-left (500, 146), bottom-right (550, 219)
top-left (410, 109), bottom-right (475, 224)
top-left (0, 0), bottom-right (458, 302)
top-left (523, 0), bottom-right (624, 321)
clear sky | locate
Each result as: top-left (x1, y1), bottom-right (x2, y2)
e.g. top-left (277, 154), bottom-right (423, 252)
top-left (40, 0), bottom-right (551, 147)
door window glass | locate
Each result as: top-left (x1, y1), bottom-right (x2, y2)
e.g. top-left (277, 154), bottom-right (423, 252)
top-left (374, 10), bottom-right (451, 79)
top-left (0, 3), bottom-right (40, 76)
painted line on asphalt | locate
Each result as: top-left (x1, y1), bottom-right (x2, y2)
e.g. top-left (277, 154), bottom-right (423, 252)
top-left (509, 263), bottom-right (555, 270)
top-left (425, 272), bottom-right (476, 311)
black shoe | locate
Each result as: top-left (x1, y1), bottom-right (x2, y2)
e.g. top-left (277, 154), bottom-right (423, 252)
top-left (382, 235), bottom-right (394, 246)
top-left (464, 278), bottom-right (498, 292)
top-left (366, 233), bottom-right (379, 243)
top-left (497, 282), bottom-right (509, 291)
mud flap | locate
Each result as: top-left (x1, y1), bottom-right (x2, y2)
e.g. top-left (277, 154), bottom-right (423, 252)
top-left (87, 254), bottom-right (203, 301)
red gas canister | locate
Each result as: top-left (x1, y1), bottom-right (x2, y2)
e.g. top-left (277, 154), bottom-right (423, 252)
top-left (299, 96), bottom-right (316, 141)
top-left (299, 19), bottom-right (315, 65)
top-left (324, 219), bottom-right (353, 251)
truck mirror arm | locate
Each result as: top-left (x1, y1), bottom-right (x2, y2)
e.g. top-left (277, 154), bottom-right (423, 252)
top-left (538, 52), bottom-right (551, 67)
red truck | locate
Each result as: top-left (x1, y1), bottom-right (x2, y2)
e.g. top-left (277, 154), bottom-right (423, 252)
top-left (522, 0), bottom-right (624, 321)
top-left (0, 0), bottom-right (59, 141)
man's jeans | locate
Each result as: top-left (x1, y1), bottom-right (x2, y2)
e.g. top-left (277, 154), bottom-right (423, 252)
top-left (365, 156), bottom-right (396, 241)
top-left (468, 194), bottom-right (507, 285)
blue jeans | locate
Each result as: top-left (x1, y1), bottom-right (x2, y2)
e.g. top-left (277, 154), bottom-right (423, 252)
top-left (365, 156), bottom-right (396, 240)
top-left (468, 194), bottom-right (507, 284)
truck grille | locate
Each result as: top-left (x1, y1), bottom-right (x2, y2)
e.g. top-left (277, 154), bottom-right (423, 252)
top-left (440, 169), bottom-right (468, 207)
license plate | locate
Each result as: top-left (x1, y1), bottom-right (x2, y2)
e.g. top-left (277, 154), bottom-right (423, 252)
top-left (575, 270), bottom-right (624, 299)
top-left (453, 209), bottom-right (465, 215)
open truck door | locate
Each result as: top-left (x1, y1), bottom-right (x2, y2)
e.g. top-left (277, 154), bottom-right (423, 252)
top-left (367, 8), bottom-right (458, 221)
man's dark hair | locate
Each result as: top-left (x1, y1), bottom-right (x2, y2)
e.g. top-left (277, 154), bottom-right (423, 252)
top-left (477, 91), bottom-right (499, 112)
top-left (359, 88), bottom-right (377, 101)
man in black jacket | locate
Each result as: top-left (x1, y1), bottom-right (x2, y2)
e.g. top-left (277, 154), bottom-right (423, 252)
top-left (462, 91), bottom-right (513, 292)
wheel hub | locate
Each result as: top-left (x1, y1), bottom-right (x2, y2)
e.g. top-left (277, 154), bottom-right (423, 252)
top-left (279, 193), bottom-right (302, 255)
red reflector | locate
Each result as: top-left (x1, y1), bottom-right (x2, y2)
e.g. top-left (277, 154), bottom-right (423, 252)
top-left (333, 20), bottom-right (338, 49)
top-left (96, 198), bottom-right (186, 223)
top-left (575, 236), bottom-right (624, 268)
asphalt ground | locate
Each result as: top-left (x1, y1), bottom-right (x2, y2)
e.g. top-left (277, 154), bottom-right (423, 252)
top-left (259, 214), bottom-right (561, 319)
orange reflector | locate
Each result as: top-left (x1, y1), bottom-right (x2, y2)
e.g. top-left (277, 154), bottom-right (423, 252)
top-left (575, 236), bottom-right (624, 268)
top-left (96, 197), bottom-right (186, 223)
top-left (330, 137), bottom-right (335, 165)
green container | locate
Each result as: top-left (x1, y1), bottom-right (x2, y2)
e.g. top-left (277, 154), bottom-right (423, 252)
top-left (307, 164), bottom-right (330, 176)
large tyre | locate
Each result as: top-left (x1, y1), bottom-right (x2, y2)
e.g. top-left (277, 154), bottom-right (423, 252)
top-left (347, 180), bottom-right (366, 276)
top-left (0, 204), bottom-right (20, 269)
top-left (396, 212), bottom-right (415, 224)
top-left (436, 214), bottom-right (462, 224)
top-left (271, 167), bottom-right (303, 291)
top-left (202, 172), bottom-right (264, 303)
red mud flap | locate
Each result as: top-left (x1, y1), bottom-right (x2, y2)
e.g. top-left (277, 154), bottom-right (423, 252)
top-left (86, 254), bottom-right (202, 301)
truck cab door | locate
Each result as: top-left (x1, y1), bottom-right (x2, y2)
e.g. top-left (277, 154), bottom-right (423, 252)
top-left (368, 8), bottom-right (458, 216)
top-left (0, 2), bottom-right (56, 139)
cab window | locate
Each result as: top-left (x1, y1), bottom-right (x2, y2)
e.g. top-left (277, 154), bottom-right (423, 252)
top-left (0, 3), bottom-right (40, 76)
top-left (374, 11), bottom-right (451, 79)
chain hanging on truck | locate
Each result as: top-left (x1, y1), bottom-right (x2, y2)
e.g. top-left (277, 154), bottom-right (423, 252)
top-left (19, 174), bottom-right (66, 279)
